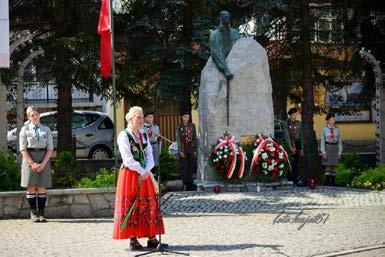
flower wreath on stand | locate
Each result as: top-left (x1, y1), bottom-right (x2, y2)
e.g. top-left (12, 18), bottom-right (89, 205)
top-left (208, 133), bottom-right (247, 188)
top-left (250, 134), bottom-right (291, 182)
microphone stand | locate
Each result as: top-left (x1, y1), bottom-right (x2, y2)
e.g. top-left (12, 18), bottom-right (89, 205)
top-left (135, 140), bottom-right (189, 257)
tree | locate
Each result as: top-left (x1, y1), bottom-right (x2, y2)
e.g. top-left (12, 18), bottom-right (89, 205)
top-left (114, 0), bottom-right (249, 111)
top-left (10, 0), bottom-right (105, 154)
top-left (300, 0), bottom-right (320, 180)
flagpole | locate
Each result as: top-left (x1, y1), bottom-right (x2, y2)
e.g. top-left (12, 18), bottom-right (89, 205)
top-left (110, 0), bottom-right (118, 173)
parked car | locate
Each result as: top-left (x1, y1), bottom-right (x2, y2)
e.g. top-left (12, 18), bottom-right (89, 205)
top-left (7, 110), bottom-right (114, 160)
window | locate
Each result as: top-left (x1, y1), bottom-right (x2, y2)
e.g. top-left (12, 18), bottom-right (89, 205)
top-left (311, 5), bottom-right (344, 43)
top-left (71, 113), bottom-right (99, 129)
top-left (98, 117), bottom-right (114, 130)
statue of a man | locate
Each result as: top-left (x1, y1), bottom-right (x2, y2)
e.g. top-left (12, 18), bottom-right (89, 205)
top-left (210, 11), bottom-right (240, 80)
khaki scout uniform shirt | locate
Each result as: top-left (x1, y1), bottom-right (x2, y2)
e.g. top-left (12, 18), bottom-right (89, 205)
top-left (19, 122), bottom-right (54, 151)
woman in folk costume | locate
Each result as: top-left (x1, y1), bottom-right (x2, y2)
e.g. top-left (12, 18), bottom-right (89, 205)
top-left (320, 113), bottom-right (343, 186)
top-left (113, 106), bottom-right (165, 251)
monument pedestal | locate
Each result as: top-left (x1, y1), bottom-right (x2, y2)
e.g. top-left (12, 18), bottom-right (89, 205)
top-left (195, 179), bottom-right (294, 192)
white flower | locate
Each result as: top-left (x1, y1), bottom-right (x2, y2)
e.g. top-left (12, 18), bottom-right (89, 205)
top-left (220, 146), bottom-right (223, 150)
top-left (252, 149), bottom-right (256, 154)
top-left (262, 153), bottom-right (268, 160)
top-left (214, 159), bottom-right (218, 162)
top-left (223, 155), bottom-right (228, 159)
top-left (271, 160), bottom-right (276, 166)
top-left (262, 163), bottom-right (268, 169)
top-left (262, 169), bottom-right (268, 175)
top-left (279, 170), bottom-right (283, 176)
top-left (270, 147), bottom-right (276, 152)
top-left (278, 153), bottom-right (284, 159)
top-left (268, 165), bottom-right (274, 171)
top-left (279, 164), bottom-right (284, 169)
top-left (218, 155), bottom-right (222, 159)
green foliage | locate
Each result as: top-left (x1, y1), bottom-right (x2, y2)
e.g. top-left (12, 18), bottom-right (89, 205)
top-left (241, 143), bottom-right (254, 170)
top-left (335, 166), bottom-right (357, 187)
top-left (77, 168), bottom-right (117, 188)
top-left (335, 153), bottom-right (362, 187)
top-left (351, 166), bottom-right (385, 191)
top-left (52, 151), bottom-right (80, 188)
top-left (159, 149), bottom-right (179, 181)
top-left (339, 152), bottom-right (361, 171)
top-left (0, 151), bottom-right (22, 191)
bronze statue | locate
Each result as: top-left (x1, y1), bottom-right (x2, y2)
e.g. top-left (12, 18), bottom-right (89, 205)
top-left (209, 11), bottom-right (240, 81)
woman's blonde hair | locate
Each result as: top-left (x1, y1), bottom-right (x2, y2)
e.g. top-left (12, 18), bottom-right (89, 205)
top-left (26, 106), bottom-right (39, 117)
top-left (125, 106), bottom-right (143, 126)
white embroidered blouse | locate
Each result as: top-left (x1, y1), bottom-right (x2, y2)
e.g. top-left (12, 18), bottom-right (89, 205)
top-left (117, 128), bottom-right (154, 175)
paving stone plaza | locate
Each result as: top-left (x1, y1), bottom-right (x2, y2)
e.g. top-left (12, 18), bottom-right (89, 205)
top-left (1, 186), bottom-right (385, 257)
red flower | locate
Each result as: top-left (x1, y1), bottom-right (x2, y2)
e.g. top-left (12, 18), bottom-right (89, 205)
top-left (214, 185), bottom-right (221, 194)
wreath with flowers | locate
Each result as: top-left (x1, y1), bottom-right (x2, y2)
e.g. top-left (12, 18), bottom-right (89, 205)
top-left (208, 133), bottom-right (247, 180)
top-left (250, 134), bottom-right (291, 180)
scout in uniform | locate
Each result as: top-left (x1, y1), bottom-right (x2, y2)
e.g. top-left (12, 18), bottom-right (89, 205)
top-left (143, 111), bottom-right (161, 177)
top-left (284, 108), bottom-right (304, 186)
top-left (320, 113), bottom-right (343, 186)
top-left (19, 106), bottom-right (53, 222)
top-left (176, 111), bottom-right (197, 191)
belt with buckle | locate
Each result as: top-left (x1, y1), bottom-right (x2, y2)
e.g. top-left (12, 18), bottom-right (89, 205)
top-left (27, 148), bottom-right (47, 151)
top-left (325, 142), bottom-right (337, 145)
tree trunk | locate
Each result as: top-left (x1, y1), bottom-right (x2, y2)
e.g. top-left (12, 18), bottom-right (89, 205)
top-left (0, 82), bottom-right (7, 151)
top-left (56, 84), bottom-right (73, 153)
top-left (180, 0), bottom-right (193, 114)
top-left (272, 82), bottom-right (288, 120)
top-left (55, 4), bottom-right (73, 155)
top-left (300, 0), bottom-right (321, 182)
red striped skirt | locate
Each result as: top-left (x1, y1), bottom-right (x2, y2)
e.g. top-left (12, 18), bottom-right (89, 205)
top-left (112, 168), bottom-right (165, 239)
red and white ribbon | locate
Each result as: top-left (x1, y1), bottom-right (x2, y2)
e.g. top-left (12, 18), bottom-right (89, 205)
top-left (250, 135), bottom-right (291, 174)
top-left (212, 135), bottom-right (245, 179)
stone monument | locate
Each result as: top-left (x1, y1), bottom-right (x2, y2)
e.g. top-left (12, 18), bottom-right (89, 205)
top-left (197, 11), bottom-right (274, 182)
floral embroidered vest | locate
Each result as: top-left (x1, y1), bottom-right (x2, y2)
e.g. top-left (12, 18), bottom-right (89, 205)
top-left (125, 130), bottom-right (148, 168)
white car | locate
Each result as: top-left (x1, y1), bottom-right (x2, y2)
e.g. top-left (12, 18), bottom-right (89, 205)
top-left (8, 110), bottom-right (115, 160)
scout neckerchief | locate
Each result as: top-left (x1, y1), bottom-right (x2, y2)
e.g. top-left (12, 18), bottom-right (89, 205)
top-left (327, 125), bottom-right (336, 142)
top-left (180, 123), bottom-right (194, 146)
top-left (144, 123), bottom-right (154, 141)
top-left (288, 120), bottom-right (297, 150)
top-left (33, 124), bottom-right (40, 141)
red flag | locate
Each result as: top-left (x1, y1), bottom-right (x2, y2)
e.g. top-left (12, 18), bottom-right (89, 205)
top-left (97, 0), bottom-right (112, 78)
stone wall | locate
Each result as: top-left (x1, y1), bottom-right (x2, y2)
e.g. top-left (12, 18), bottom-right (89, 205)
top-left (0, 188), bottom-right (116, 219)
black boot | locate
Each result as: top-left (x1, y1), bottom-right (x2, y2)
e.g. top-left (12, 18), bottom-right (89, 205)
top-left (26, 193), bottom-right (39, 222)
top-left (330, 174), bottom-right (336, 187)
top-left (37, 193), bottom-right (47, 222)
top-left (324, 173), bottom-right (331, 186)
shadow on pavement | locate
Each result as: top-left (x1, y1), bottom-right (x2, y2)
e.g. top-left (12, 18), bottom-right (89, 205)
top-left (52, 219), bottom-right (113, 223)
top-left (168, 243), bottom-right (283, 252)
top-left (123, 243), bottom-right (285, 254)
